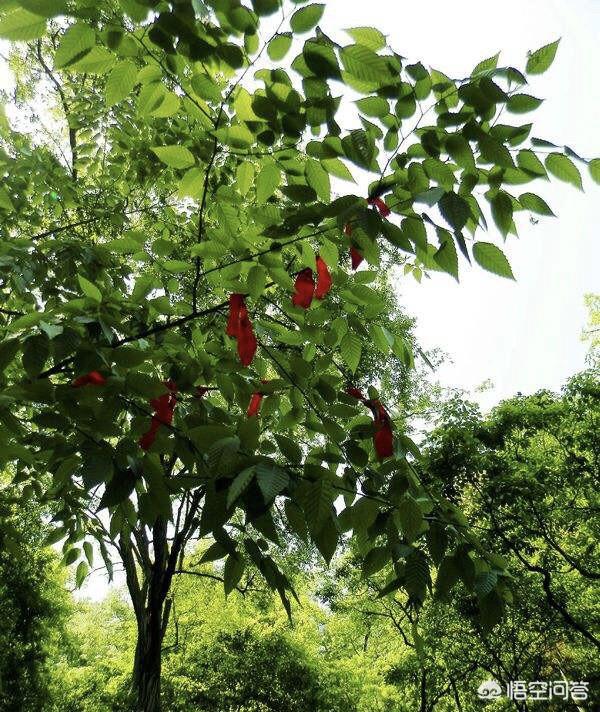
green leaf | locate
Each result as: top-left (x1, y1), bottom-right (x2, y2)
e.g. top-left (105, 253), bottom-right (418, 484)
top-left (545, 152), bottom-right (583, 190)
top-left (439, 191), bottom-right (470, 231)
top-left (251, 0), bottom-right (279, 16)
top-left (178, 167), bottom-right (205, 199)
top-left (526, 38), bottom-right (560, 75)
top-left (75, 560), bottom-right (89, 588)
top-left (256, 465), bottom-right (289, 502)
top-left (433, 230), bottom-right (458, 280)
top-left (305, 159), bottom-right (330, 201)
top-left (519, 192), bottom-right (555, 216)
top-left (256, 162), bottom-right (281, 203)
top-left (236, 162), bottom-right (254, 196)
top-left (342, 129), bottom-right (375, 171)
top-left (77, 274), bottom-right (102, 303)
top-left (445, 134), bottom-right (475, 170)
top-left (588, 159), bottom-right (600, 185)
top-left (223, 554), bottom-right (245, 596)
top-left (0, 8), bottom-right (46, 40)
top-left (472, 242), bottom-right (514, 279)
top-left (227, 467), bottom-right (255, 508)
top-left (516, 149), bottom-right (547, 177)
top-left (405, 548), bottom-right (429, 603)
top-left (0, 186), bottom-right (14, 211)
top-left (340, 331), bottom-right (362, 373)
top-left (105, 60), bottom-right (137, 107)
top-left (69, 46), bottom-right (114, 74)
top-left (340, 44), bottom-right (391, 84)
top-left (478, 134), bottom-right (515, 169)
top-left (267, 32), bottom-right (292, 61)
top-left (54, 23), bottom-right (96, 69)
top-left (490, 192), bottom-right (514, 237)
top-left (471, 52), bottom-right (500, 77)
top-left (290, 3), bottom-right (325, 33)
top-left (304, 476), bottom-right (333, 531)
top-left (214, 125), bottom-right (255, 150)
top-left (362, 546), bottom-right (390, 577)
top-left (22, 334), bottom-right (49, 377)
top-left (355, 96), bottom-right (389, 118)
top-left (320, 157), bottom-right (355, 182)
top-left (344, 26), bottom-right (386, 52)
top-left (506, 94), bottom-right (543, 114)
top-left (394, 495), bottom-right (423, 544)
top-left (151, 145), bottom-right (195, 170)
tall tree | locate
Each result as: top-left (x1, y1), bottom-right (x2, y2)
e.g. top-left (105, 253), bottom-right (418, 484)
top-left (0, 1), bottom-right (597, 709)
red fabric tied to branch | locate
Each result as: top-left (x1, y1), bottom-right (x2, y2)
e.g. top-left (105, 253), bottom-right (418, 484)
top-left (368, 196), bottom-right (391, 218)
top-left (292, 256), bottom-right (332, 308)
top-left (315, 256), bottom-right (332, 300)
top-left (350, 246), bottom-right (364, 270)
top-left (139, 380), bottom-right (177, 451)
top-left (369, 400), bottom-right (393, 459)
top-left (292, 268), bottom-right (315, 308)
top-left (348, 387), bottom-right (394, 459)
top-left (347, 386), bottom-right (366, 402)
top-left (247, 392), bottom-right (264, 417)
top-left (226, 293), bottom-right (257, 367)
top-left (72, 371), bottom-right (106, 387)
top-left (247, 379), bottom-right (270, 417)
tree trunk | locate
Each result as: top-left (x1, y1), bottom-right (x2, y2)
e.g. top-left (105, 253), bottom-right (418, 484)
top-left (132, 602), bottom-right (163, 712)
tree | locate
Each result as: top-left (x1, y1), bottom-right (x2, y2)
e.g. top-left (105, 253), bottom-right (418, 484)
top-left (0, 480), bottom-right (69, 711)
top-left (0, 1), bottom-right (597, 709)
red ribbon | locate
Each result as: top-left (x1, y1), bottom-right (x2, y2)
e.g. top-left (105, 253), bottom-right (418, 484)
top-left (72, 371), bottom-right (106, 387)
top-left (292, 256), bottom-right (332, 308)
top-left (315, 256), bottom-right (332, 300)
top-left (368, 196), bottom-right (391, 217)
top-left (347, 387), bottom-right (394, 459)
top-left (369, 400), bottom-right (394, 459)
top-left (226, 293), bottom-right (257, 367)
top-left (247, 392), bottom-right (264, 417)
top-left (139, 380), bottom-right (177, 451)
top-left (292, 268), bottom-right (315, 308)
top-left (350, 246), bottom-right (364, 270)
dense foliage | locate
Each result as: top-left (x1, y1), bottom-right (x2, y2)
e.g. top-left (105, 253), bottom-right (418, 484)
top-left (1, 0), bottom-right (598, 709)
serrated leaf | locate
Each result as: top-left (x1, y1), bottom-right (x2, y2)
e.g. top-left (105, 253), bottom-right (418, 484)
top-left (256, 465), bottom-right (289, 502)
top-left (490, 192), bottom-right (513, 237)
top-left (445, 134), bottom-right (475, 170)
top-left (519, 192), bottom-right (555, 216)
top-left (77, 274), bottom-right (102, 302)
top-left (151, 145), bottom-right (195, 170)
top-left (506, 93), bottom-right (543, 114)
top-left (305, 159), bottom-right (330, 201)
top-left (394, 495), bottom-right (423, 544)
top-left (227, 466), bottom-right (255, 508)
top-left (223, 554), bottom-right (245, 595)
top-left (256, 162), bottom-right (281, 203)
top-left (268, 32), bottom-right (292, 61)
top-left (320, 157), bottom-right (355, 182)
top-left (588, 158), bottom-right (600, 185)
top-left (344, 26), bottom-right (386, 52)
top-left (0, 8), bottom-right (46, 40)
top-left (472, 242), bottom-right (514, 279)
top-left (54, 24), bottom-right (96, 68)
top-left (290, 3), bottom-right (324, 33)
top-left (478, 134), bottom-right (514, 169)
top-left (526, 38), bottom-right (560, 75)
top-left (439, 191), bottom-right (470, 231)
top-left (545, 152), bottom-right (582, 190)
top-left (362, 545), bottom-right (390, 577)
top-left (340, 331), bottom-right (362, 373)
top-left (178, 167), bottom-right (205, 199)
top-left (106, 60), bottom-right (137, 107)
top-left (304, 476), bottom-right (333, 531)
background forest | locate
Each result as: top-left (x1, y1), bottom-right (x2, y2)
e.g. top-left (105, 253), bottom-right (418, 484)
top-left (0, 0), bottom-right (599, 710)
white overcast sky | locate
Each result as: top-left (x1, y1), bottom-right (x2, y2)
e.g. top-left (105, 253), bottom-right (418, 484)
top-left (1, 0), bottom-right (598, 598)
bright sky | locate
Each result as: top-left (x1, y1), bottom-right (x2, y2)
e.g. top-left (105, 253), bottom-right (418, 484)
top-left (326, 0), bottom-right (599, 411)
top-left (1, 0), bottom-right (598, 598)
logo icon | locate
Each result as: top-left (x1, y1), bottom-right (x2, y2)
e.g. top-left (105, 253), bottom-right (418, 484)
top-left (477, 680), bottom-right (503, 700)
